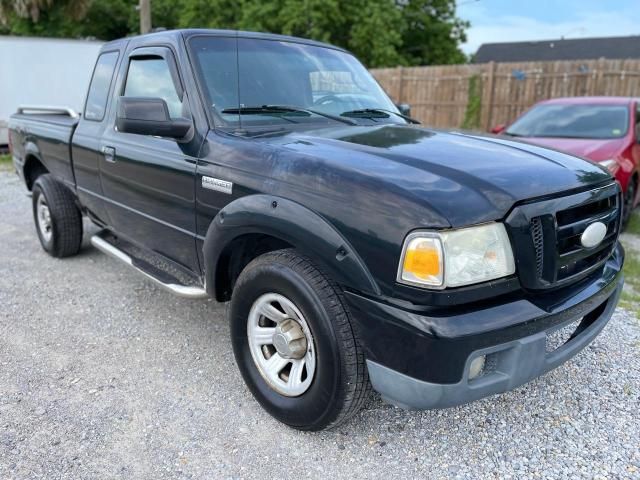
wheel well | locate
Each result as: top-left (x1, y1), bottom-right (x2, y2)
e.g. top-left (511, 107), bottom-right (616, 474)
top-left (24, 155), bottom-right (48, 190)
top-left (214, 233), bottom-right (293, 301)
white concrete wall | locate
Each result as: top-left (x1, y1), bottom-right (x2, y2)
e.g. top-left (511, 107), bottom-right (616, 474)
top-left (0, 36), bottom-right (104, 145)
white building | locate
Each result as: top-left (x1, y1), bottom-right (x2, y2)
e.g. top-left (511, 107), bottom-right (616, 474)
top-left (0, 36), bottom-right (104, 146)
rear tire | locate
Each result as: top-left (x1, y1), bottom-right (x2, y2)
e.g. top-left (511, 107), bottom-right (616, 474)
top-left (229, 249), bottom-right (370, 430)
top-left (32, 174), bottom-right (83, 257)
top-left (622, 176), bottom-right (637, 228)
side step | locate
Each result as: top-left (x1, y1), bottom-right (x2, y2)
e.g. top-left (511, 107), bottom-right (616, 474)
top-left (91, 234), bottom-right (208, 299)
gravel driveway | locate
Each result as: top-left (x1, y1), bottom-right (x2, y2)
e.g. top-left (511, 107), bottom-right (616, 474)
top-left (1, 170), bottom-right (639, 479)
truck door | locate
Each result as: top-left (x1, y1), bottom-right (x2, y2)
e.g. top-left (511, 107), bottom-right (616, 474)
top-left (99, 46), bottom-right (201, 272)
top-left (72, 50), bottom-right (120, 226)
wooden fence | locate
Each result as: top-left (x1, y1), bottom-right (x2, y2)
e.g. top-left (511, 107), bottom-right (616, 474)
top-left (371, 59), bottom-right (640, 130)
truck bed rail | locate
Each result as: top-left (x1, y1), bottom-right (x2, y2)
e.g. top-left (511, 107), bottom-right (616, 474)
top-left (16, 105), bottom-right (79, 119)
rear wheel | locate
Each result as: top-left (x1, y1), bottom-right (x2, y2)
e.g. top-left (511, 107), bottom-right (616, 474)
top-left (229, 249), bottom-right (370, 430)
top-left (32, 174), bottom-right (83, 257)
top-left (622, 176), bottom-right (637, 228)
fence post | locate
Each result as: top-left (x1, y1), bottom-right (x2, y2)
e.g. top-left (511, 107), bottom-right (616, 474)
top-left (595, 57), bottom-right (606, 95)
top-left (480, 62), bottom-right (496, 131)
top-left (481, 61), bottom-right (497, 131)
top-left (397, 66), bottom-right (405, 103)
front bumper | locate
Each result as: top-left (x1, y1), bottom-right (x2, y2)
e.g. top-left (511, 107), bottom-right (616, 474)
top-left (345, 243), bottom-right (624, 410)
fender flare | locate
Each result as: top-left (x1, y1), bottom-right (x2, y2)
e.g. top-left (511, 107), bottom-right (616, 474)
top-left (23, 140), bottom-right (44, 172)
top-left (24, 140), bottom-right (41, 160)
top-left (20, 141), bottom-right (46, 188)
top-left (203, 194), bottom-right (380, 299)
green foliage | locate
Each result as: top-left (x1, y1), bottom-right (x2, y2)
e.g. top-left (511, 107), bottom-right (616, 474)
top-left (0, 0), bottom-right (131, 40)
top-left (0, 153), bottom-right (11, 172)
top-left (0, 0), bottom-right (89, 35)
top-left (0, 0), bottom-right (468, 68)
top-left (627, 210), bottom-right (640, 236)
top-left (397, 0), bottom-right (468, 65)
top-left (0, 0), bottom-right (89, 23)
top-left (620, 211), bottom-right (640, 318)
top-left (461, 74), bottom-right (481, 130)
top-left (620, 250), bottom-right (640, 319)
top-left (625, 250), bottom-right (640, 290)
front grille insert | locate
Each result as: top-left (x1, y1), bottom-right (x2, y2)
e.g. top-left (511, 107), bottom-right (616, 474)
top-left (506, 183), bottom-right (621, 290)
top-left (552, 189), bottom-right (620, 283)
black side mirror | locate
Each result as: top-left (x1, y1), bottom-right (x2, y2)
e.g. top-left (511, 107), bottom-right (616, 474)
top-left (116, 97), bottom-right (192, 139)
top-left (396, 103), bottom-right (411, 117)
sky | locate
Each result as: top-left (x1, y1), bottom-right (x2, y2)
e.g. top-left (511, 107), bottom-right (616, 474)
top-left (457, 0), bottom-right (640, 55)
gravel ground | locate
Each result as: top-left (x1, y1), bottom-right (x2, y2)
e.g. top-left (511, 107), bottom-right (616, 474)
top-left (1, 169), bottom-right (639, 479)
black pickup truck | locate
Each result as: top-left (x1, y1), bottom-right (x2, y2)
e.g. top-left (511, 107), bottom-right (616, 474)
top-left (9, 29), bottom-right (625, 431)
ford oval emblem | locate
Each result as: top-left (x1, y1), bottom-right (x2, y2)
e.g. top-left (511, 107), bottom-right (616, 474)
top-left (580, 222), bottom-right (607, 248)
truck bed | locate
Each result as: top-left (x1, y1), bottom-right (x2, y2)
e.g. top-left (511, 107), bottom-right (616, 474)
top-left (11, 112), bottom-right (79, 128)
top-left (9, 111), bottom-right (79, 188)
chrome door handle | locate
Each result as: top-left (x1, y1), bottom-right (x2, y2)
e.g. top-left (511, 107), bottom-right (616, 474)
top-left (101, 146), bottom-right (116, 163)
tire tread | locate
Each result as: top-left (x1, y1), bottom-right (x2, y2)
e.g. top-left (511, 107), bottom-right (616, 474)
top-left (33, 174), bottom-right (83, 257)
top-left (236, 249), bottom-right (371, 430)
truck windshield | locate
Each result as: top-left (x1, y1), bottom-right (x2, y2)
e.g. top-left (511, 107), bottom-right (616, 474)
top-left (506, 104), bottom-right (629, 139)
top-left (189, 36), bottom-right (404, 127)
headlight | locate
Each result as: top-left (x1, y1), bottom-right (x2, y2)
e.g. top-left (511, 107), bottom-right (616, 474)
top-left (397, 223), bottom-right (515, 289)
top-left (599, 159), bottom-right (619, 175)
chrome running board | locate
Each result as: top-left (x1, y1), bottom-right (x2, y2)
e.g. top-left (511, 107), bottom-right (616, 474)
top-left (91, 234), bottom-right (208, 299)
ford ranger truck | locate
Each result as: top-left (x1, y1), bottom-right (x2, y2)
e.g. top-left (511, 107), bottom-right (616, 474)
top-left (8, 30), bottom-right (624, 431)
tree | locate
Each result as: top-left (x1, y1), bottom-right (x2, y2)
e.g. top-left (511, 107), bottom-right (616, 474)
top-left (0, 0), bottom-right (468, 68)
top-left (397, 0), bottom-right (468, 65)
top-left (0, 0), bottom-right (97, 37)
top-left (0, 0), bottom-right (88, 24)
top-left (231, 0), bottom-right (405, 67)
top-left (175, 0), bottom-right (466, 67)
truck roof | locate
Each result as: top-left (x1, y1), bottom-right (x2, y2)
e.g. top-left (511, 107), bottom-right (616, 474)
top-left (100, 28), bottom-right (348, 54)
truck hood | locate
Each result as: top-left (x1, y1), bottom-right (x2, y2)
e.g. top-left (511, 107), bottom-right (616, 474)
top-left (258, 124), bottom-right (612, 227)
top-left (514, 136), bottom-right (626, 162)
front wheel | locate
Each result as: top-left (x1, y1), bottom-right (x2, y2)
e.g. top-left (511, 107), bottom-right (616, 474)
top-left (229, 249), bottom-right (370, 430)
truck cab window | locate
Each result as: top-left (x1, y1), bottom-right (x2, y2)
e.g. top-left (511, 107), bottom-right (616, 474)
top-left (124, 58), bottom-right (182, 119)
top-left (84, 51), bottom-right (119, 122)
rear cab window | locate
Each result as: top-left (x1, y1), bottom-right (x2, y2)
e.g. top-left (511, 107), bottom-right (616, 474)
top-left (84, 51), bottom-right (119, 122)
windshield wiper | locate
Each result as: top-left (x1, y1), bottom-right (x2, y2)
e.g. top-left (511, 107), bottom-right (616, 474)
top-left (221, 105), bottom-right (357, 126)
top-left (340, 108), bottom-right (421, 124)
top-left (220, 105), bottom-right (299, 123)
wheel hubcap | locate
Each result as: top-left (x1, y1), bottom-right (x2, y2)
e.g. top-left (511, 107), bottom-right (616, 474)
top-left (36, 195), bottom-right (52, 242)
top-left (272, 318), bottom-right (307, 359)
top-left (247, 293), bottom-right (316, 397)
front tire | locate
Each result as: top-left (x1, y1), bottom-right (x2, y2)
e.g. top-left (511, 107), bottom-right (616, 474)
top-left (229, 249), bottom-right (370, 430)
top-left (32, 174), bottom-right (83, 257)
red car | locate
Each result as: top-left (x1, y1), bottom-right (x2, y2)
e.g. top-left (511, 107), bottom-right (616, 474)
top-left (493, 97), bottom-right (639, 225)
